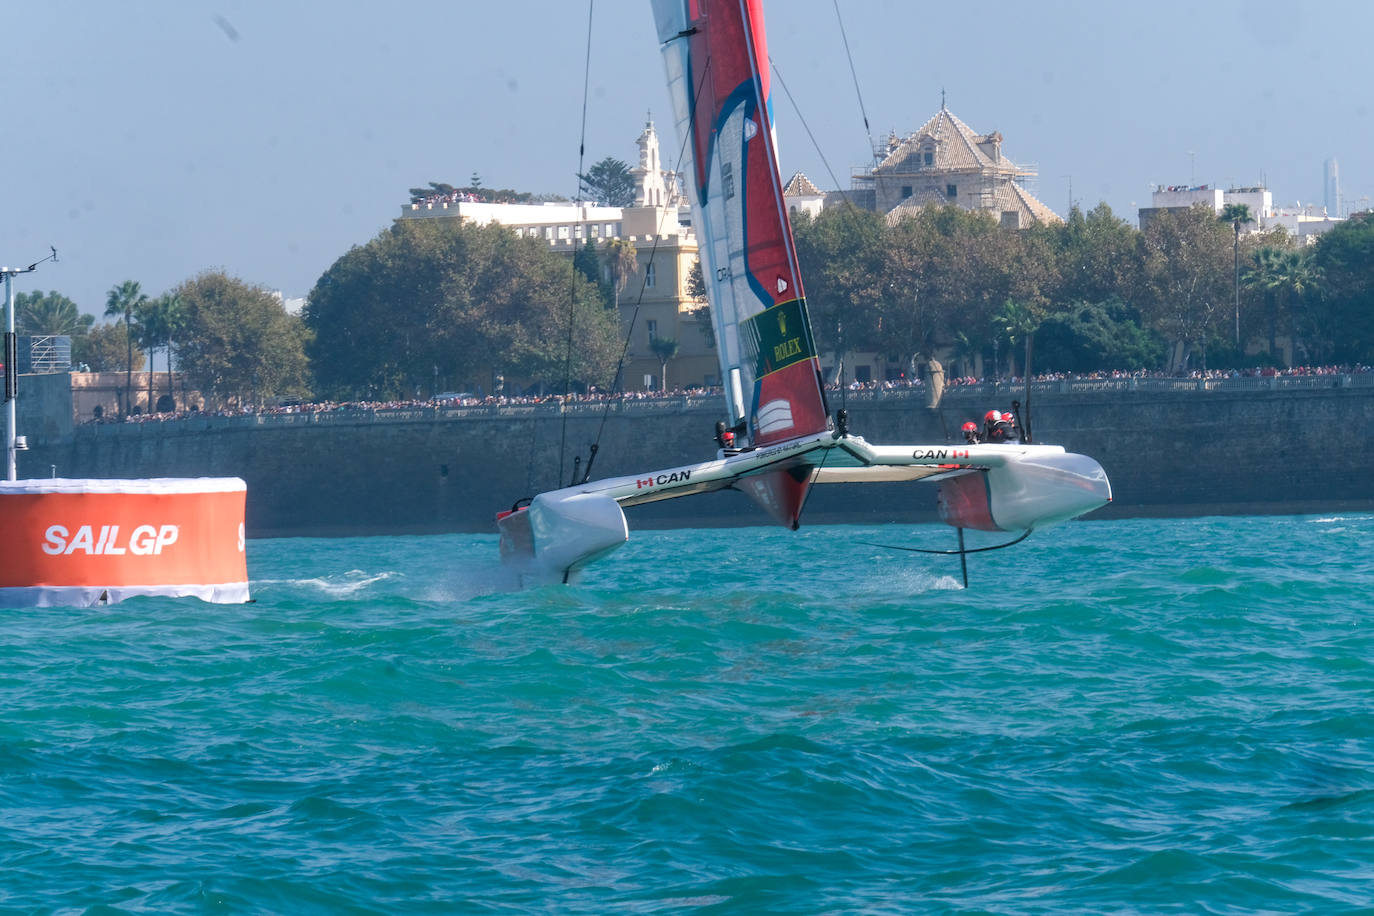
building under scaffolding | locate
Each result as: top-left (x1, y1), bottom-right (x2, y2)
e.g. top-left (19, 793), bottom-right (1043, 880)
top-left (846, 104), bottom-right (1060, 229)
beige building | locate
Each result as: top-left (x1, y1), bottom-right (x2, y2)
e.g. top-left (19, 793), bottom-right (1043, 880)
top-left (850, 104), bottom-right (1060, 228)
top-left (398, 119), bottom-right (713, 392)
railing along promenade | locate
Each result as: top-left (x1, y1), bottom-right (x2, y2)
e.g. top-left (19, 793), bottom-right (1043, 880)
top-left (81, 372), bottom-right (1374, 435)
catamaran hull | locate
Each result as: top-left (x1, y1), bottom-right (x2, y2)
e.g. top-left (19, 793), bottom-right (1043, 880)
top-left (498, 434), bottom-right (1111, 582)
top-left (937, 452), bottom-right (1113, 532)
top-left (497, 492), bottom-right (629, 585)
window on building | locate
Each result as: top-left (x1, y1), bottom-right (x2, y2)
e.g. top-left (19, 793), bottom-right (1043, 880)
top-left (946, 184), bottom-right (957, 200)
top-left (923, 151), bottom-right (934, 167)
top-left (645, 263), bottom-right (656, 288)
top-left (646, 319), bottom-right (658, 342)
top-left (543, 226), bottom-right (554, 240)
top-left (558, 225), bottom-right (570, 239)
top-left (574, 223), bottom-right (584, 239)
top-left (901, 185), bottom-right (913, 199)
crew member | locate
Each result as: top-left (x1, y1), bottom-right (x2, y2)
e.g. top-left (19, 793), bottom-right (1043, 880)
top-left (990, 412), bottom-right (1015, 443)
top-left (983, 409), bottom-right (1002, 442)
top-left (961, 420), bottom-right (981, 444)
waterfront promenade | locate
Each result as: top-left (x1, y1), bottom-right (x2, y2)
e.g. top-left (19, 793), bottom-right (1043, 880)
top-left (74, 368), bottom-right (1374, 434)
top-left (23, 366), bottom-right (1369, 538)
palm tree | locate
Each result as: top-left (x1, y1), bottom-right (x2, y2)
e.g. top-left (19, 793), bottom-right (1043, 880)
top-left (949, 330), bottom-right (979, 380)
top-left (604, 238), bottom-right (639, 312)
top-left (649, 335), bottom-right (679, 392)
top-left (158, 293), bottom-right (186, 411)
top-left (134, 293), bottom-right (185, 412)
top-left (1242, 247), bottom-right (1285, 359)
top-left (995, 299), bottom-right (1040, 379)
top-left (15, 290), bottom-right (92, 337)
top-left (996, 299), bottom-right (1042, 440)
top-left (1277, 249), bottom-right (1322, 365)
top-left (1242, 247), bottom-right (1321, 366)
top-left (105, 280), bottom-right (148, 415)
top-left (1219, 203), bottom-right (1253, 348)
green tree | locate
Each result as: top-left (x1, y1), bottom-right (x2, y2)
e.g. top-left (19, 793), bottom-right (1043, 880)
top-left (793, 206), bottom-right (886, 383)
top-left (1051, 203), bottom-right (1141, 306)
top-left (604, 237), bottom-right (639, 312)
top-left (1137, 206), bottom-right (1231, 371)
top-left (880, 205), bottom-right (1013, 378)
top-left (1309, 212), bottom-right (1374, 363)
top-left (175, 271), bottom-right (312, 406)
top-left (572, 238), bottom-right (611, 307)
top-left (685, 257), bottom-right (713, 349)
top-left (578, 157), bottom-right (635, 208)
top-left (995, 299), bottom-right (1041, 380)
top-left (409, 181), bottom-right (457, 202)
top-left (104, 280), bottom-right (149, 414)
top-left (1219, 202), bottom-right (1253, 348)
top-left (305, 220), bottom-right (620, 399)
top-left (1034, 298), bottom-right (1165, 372)
top-left (648, 335), bottom-right (679, 391)
top-left (79, 322), bottom-right (144, 374)
top-left (1275, 249), bottom-right (1323, 364)
top-left (1242, 246), bottom-right (1287, 359)
top-left (15, 290), bottom-right (93, 338)
top-left (134, 293), bottom-right (185, 411)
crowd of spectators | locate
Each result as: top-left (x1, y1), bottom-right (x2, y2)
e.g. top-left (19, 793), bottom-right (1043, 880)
top-left (413, 190), bottom-right (486, 207)
top-left (830, 363), bottom-right (1373, 392)
top-left (85, 365), bottom-right (1373, 425)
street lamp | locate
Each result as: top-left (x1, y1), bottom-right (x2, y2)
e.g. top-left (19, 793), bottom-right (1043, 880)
top-left (3, 248), bottom-right (58, 481)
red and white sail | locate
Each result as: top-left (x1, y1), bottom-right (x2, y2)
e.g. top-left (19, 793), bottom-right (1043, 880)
top-left (653, 0), bottom-right (830, 525)
top-left (653, 0), bottom-right (828, 447)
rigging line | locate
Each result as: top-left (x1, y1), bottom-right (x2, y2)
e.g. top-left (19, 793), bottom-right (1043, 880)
top-left (832, 0), bottom-right (877, 164)
top-left (558, 0), bottom-right (598, 488)
top-left (769, 55), bottom-right (859, 411)
top-left (860, 527), bottom-right (1033, 556)
top-left (580, 53), bottom-right (714, 462)
top-left (767, 56), bottom-right (851, 215)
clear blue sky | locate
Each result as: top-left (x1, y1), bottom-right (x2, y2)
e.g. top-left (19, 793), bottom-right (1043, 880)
top-left (4, 0), bottom-right (1369, 320)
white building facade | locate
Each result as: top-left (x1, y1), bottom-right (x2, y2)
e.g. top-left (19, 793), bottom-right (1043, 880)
top-left (396, 120), bottom-right (717, 392)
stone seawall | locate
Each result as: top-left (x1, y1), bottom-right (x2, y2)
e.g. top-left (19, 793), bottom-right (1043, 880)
top-left (19, 385), bottom-right (1374, 538)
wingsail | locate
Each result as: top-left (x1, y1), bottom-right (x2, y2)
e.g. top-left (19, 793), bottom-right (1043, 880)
top-left (496, 0), bottom-right (1111, 585)
top-left (652, 0), bottom-right (829, 526)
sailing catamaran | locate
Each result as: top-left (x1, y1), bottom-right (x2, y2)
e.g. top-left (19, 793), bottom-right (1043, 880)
top-left (497, 0), bottom-right (1111, 584)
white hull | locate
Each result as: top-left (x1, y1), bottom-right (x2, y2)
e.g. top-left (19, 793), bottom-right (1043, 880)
top-left (498, 431), bottom-right (1111, 583)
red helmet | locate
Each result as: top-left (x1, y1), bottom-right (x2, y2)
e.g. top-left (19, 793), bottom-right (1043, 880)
top-left (962, 421), bottom-right (977, 432)
top-left (985, 410), bottom-right (1000, 423)
top-left (1002, 412), bottom-right (1014, 422)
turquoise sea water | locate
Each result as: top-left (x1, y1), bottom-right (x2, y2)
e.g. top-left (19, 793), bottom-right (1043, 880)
top-left (3, 515), bottom-right (1373, 913)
